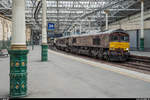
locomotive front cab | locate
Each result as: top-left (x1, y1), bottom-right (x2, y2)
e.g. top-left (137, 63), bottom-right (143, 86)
top-left (109, 32), bottom-right (130, 51)
top-left (109, 32), bottom-right (130, 61)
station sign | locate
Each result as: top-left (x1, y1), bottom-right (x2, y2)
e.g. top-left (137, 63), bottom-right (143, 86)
top-left (48, 23), bottom-right (55, 30)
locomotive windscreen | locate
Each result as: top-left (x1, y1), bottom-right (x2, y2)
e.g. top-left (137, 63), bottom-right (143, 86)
top-left (119, 33), bottom-right (129, 42)
top-left (110, 32), bottom-right (129, 42)
top-left (110, 33), bottom-right (119, 42)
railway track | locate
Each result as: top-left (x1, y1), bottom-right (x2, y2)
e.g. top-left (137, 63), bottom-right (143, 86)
top-left (49, 47), bottom-right (150, 73)
top-left (119, 55), bottom-right (150, 72)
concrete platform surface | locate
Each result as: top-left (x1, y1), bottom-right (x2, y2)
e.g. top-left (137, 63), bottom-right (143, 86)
top-left (0, 46), bottom-right (150, 98)
top-left (130, 51), bottom-right (150, 57)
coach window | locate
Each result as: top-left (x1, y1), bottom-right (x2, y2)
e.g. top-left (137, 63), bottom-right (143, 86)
top-left (93, 38), bottom-right (100, 45)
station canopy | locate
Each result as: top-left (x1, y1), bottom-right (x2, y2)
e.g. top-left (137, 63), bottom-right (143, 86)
top-left (0, 0), bottom-right (150, 33)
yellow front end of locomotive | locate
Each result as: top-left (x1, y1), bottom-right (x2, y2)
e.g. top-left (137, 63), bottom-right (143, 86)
top-left (109, 42), bottom-right (130, 51)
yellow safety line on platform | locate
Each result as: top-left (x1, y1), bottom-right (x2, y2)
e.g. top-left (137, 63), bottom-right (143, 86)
top-left (48, 50), bottom-right (150, 83)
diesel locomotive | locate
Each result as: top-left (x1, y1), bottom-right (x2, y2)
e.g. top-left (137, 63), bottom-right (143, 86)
top-left (53, 29), bottom-right (130, 61)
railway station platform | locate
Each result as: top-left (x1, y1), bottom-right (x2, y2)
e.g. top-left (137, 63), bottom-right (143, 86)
top-left (130, 51), bottom-right (150, 57)
top-left (1, 46), bottom-right (150, 98)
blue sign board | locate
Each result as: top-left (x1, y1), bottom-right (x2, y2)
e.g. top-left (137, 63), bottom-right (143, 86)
top-left (48, 23), bottom-right (55, 30)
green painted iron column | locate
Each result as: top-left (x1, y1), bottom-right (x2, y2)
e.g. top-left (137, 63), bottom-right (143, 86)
top-left (8, 0), bottom-right (29, 98)
top-left (140, 0), bottom-right (144, 51)
top-left (8, 48), bottom-right (29, 97)
top-left (41, 0), bottom-right (48, 61)
top-left (41, 44), bottom-right (48, 61)
top-left (140, 38), bottom-right (144, 51)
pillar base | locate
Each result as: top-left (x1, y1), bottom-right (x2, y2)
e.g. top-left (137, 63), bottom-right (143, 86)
top-left (8, 49), bottom-right (29, 98)
top-left (41, 44), bottom-right (48, 61)
top-left (140, 38), bottom-right (144, 51)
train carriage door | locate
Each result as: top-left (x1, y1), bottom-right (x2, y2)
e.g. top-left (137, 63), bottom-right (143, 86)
top-left (66, 38), bottom-right (69, 46)
top-left (72, 38), bottom-right (76, 44)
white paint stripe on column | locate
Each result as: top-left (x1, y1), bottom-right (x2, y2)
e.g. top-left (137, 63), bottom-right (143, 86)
top-left (42, 0), bottom-right (47, 44)
top-left (12, 0), bottom-right (26, 45)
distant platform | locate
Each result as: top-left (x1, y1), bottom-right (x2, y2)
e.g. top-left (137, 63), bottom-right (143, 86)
top-left (130, 51), bottom-right (150, 57)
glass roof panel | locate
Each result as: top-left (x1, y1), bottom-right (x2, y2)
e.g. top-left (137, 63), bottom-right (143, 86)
top-left (0, 0), bottom-right (142, 33)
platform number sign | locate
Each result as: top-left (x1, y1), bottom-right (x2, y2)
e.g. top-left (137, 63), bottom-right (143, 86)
top-left (48, 23), bottom-right (55, 30)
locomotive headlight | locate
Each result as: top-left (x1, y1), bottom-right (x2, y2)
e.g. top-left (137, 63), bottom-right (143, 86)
top-left (126, 48), bottom-right (129, 51)
top-left (110, 48), bottom-right (115, 50)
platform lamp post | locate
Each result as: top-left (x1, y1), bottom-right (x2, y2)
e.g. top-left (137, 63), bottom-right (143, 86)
top-left (140, 0), bottom-right (144, 51)
top-left (104, 10), bottom-right (109, 31)
top-left (41, 0), bottom-right (48, 61)
top-left (8, 0), bottom-right (29, 97)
